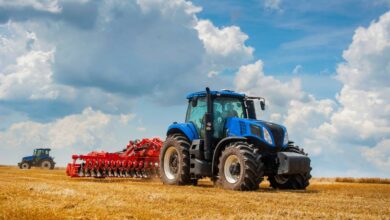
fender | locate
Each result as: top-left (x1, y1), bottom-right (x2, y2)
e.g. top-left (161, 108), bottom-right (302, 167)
top-left (39, 155), bottom-right (51, 160)
top-left (211, 136), bottom-right (247, 177)
top-left (166, 122), bottom-right (199, 142)
top-left (38, 155), bottom-right (54, 164)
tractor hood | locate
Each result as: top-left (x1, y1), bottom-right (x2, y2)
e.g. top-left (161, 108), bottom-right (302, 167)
top-left (225, 117), bottom-right (288, 149)
top-left (253, 119), bottom-right (288, 147)
top-left (22, 156), bottom-right (34, 161)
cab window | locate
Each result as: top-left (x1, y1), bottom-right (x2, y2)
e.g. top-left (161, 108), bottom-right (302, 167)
top-left (185, 97), bottom-right (207, 138)
top-left (213, 97), bottom-right (245, 138)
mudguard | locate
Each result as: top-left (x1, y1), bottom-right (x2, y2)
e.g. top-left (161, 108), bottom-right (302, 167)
top-left (166, 122), bottom-right (199, 142)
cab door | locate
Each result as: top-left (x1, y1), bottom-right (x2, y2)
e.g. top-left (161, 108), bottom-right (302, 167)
top-left (185, 97), bottom-right (207, 138)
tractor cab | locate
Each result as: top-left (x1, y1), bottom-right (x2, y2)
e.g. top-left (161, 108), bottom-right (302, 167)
top-left (33, 148), bottom-right (51, 157)
top-left (185, 89), bottom-right (265, 144)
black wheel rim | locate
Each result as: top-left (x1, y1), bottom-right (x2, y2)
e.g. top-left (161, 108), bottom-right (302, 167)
top-left (274, 174), bottom-right (289, 184)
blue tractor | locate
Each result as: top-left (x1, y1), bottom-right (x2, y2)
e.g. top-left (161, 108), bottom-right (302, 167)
top-left (159, 88), bottom-right (311, 191)
top-left (18, 148), bottom-right (56, 169)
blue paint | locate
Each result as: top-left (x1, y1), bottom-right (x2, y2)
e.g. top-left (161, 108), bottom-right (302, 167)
top-left (187, 90), bottom-right (245, 99)
top-left (166, 122), bottom-right (199, 141)
top-left (225, 117), bottom-right (288, 149)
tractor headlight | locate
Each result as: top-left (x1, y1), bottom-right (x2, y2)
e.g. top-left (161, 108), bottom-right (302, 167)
top-left (262, 127), bottom-right (273, 145)
top-left (283, 131), bottom-right (289, 146)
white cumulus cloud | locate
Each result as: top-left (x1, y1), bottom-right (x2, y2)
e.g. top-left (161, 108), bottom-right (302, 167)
top-left (0, 0), bottom-right (254, 116)
top-left (315, 12), bottom-right (390, 172)
top-left (195, 19), bottom-right (254, 68)
top-left (0, 49), bottom-right (57, 100)
top-left (234, 11), bottom-right (390, 176)
top-left (235, 60), bottom-right (304, 109)
top-left (234, 60), bottom-right (336, 157)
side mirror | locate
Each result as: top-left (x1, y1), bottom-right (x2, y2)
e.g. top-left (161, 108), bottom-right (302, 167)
top-left (191, 97), bottom-right (198, 107)
top-left (260, 100), bottom-right (265, 111)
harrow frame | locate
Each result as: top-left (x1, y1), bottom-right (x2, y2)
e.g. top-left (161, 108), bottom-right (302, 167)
top-left (66, 138), bottom-right (163, 178)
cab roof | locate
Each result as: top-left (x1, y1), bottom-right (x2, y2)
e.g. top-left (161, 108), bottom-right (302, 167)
top-left (186, 90), bottom-right (245, 99)
top-left (34, 148), bottom-right (51, 151)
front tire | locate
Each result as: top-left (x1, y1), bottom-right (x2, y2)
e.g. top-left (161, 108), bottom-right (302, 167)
top-left (217, 142), bottom-right (263, 191)
top-left (20, 162), bottom-right (31, 169)
top-left (268, 146), bottom-right (311, 190)
top-left (159, 134), bottom-right (192, 185)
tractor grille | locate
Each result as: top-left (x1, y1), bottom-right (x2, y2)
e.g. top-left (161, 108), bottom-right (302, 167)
top-left (239, 121), bottom-right (247, 134)
top-left (267, 124), bottom-right (284, 147)
top-left (250, 124), bottom-right (262, 137)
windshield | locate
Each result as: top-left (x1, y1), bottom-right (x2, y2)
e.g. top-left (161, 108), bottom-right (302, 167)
top-left (213, 97), bottom-right (245, 138)
top-left (34, 149), bottom-right (48, 156)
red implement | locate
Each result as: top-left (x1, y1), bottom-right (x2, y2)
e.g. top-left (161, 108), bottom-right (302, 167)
top-left (66, 138), bottom-right (163, 178)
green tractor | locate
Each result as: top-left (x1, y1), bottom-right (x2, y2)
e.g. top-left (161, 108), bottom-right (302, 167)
top-left (159, 88), bottom-right (311, 191)
top-left (18, 148), bottom-right (56, 169)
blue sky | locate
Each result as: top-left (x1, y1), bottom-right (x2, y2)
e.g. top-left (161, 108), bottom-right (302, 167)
top-left (0, 0), bottom-right (389, 178)
top-left (195, 0), bottom-right (388, 67)
top-left (194, 0), bottom-right (390, 98)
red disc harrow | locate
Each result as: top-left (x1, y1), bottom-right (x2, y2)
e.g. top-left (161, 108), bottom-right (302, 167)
top-left (66, 138), bottom-right (163, 178)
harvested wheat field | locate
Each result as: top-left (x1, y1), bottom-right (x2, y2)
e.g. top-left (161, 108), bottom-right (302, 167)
top-left (0, 166), bottom-right (389, 220)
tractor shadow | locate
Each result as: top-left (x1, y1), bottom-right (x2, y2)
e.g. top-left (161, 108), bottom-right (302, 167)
top-left (69, 178), bottom-right (319, 194)
top-left (196, 182), bottom-right (319, 193)
top-left (257, 188), bottom-right (319, 194)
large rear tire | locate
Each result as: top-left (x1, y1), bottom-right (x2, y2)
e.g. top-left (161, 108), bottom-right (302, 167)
top-left (217, 142), bottom-right (263, 191)
top-left (268, 146), bottom-right (311, 190)
top-left (159, 134), bottom-right (192, 185)
top-left (40, 159), bottom-right (55, 170)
